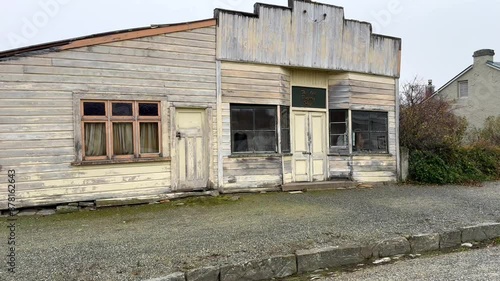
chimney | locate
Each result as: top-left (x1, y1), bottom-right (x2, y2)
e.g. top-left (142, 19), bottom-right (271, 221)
top-left (425, 79), bottom-right (434, 98)
top-left (473, 49), bottom-right (495, 66)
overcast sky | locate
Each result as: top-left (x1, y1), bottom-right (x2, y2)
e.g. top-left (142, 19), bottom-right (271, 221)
top-left (1, 0), bottom-right (499, 87)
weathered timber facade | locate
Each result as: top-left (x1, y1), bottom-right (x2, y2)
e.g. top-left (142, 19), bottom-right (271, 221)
top-left (0, 0), bottom-right (402, 209)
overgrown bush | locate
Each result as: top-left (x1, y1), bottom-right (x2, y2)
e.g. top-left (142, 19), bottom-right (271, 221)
top-left (409, 146), bottom-right (500, 184)
top-left (400, 78), bottom-right (467, 151)
top-left (467, 116), bottom-right (500, 146)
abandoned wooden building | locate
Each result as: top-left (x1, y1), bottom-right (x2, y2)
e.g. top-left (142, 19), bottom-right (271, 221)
top-left (0, 0), bottom-right (402, 210)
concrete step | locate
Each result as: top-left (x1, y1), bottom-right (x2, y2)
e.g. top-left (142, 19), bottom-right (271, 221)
top-left (282, 180), bottom-right (357, 192)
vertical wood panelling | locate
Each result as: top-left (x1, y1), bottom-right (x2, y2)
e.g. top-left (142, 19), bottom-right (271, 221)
top-left (0, 27), bottom-right (217, 209)
top-left (216, 1), bottom-right (401, 77)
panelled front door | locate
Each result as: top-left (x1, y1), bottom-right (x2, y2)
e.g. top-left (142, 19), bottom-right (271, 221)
top-left (175, 108), bottom-right (208, 190)
top-left (292, 111), bottom-right (327, 182)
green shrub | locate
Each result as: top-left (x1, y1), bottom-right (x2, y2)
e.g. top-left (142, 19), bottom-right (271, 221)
top-left (409, 146), bottom-right (500, 184)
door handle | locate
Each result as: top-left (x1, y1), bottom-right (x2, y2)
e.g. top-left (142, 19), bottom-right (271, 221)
top-left (176, 132), bottom-right (182, 139)
top-left (302, 152), bottom-right (312, 155)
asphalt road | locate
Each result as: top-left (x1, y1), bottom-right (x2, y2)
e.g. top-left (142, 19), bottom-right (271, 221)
top-left (320, 246), bottom-right (500, 281)
top-left (0, 182), bottom-right (499, 281)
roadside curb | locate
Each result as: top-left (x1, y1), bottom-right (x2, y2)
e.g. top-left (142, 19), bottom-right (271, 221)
top-left (144, 222), bottom-right (500, 281)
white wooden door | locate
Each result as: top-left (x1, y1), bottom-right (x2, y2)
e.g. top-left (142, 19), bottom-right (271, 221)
top-left (175, 108), bottom-right (208, 190)
top-left (292, 111), bottom-right (327, 182)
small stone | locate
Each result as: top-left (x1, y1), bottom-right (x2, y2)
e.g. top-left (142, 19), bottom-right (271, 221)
top-left (79, 202), bottom-right (95, 207)
top-left (260, 191), bottom-right (267, 194)
top-left (36, 209), bottom-right (56, 216)
top-left (373, 257), bottom-right (391, 265)
top-left (56, 205), bottom-right (80, 214)
top-left (68, 203), bottom-right (79, 207)
top-left (230, 196), bottom-right (240, 201)
top-left (17, 209), bottom-right (39, 216)
top-left (357, 264), bottom-right (365, 267)
top-left (409, 254), bottom-right (421, 259)
top-left (160, 200), bottom-right (171, 204)
top-left (289, 191), bottom-right (303, 194)
top-left (461, 243), bottom-right (473, 248)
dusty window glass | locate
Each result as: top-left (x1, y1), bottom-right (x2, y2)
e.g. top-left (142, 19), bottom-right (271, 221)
top-left (329, 110), bottom-right (348, 148)
top-left (352, 111), bottom-right (388, 153)
top-left (83, 102), bottom-right (106, 116)
top-left (281, 106), bottom-right (291, 153)
top-left (230, 105), bottom-right (277, 153)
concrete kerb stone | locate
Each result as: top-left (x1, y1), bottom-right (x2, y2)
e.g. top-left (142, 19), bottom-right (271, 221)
top-left (371, 237), bottom-right (411, 258)
top-left (296, 245), bottom-right (370, 274)
top-left (219, 254), bottom-right (296, 281)
top-left (147, 222), bottom-right (500, 281)
top-left (439, 230), bottom-right (462, 249)
top-left (186, 266), bottom-right (220, 281)
top-left (407, 233), bottom-right (440, 253)
top-left (145, 272), bottom-right (185, 281)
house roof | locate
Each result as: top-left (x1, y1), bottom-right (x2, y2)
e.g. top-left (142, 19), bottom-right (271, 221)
top-left (0, 18), bottom-right (216, 60)
top-left (429, 65), bottom-right (473, 99)
top-left (487, 61), bottom-right (500, 71)
top-left (429, 60), bottom-right (500, 100)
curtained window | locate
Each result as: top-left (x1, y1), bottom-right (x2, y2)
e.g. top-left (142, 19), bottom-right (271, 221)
top-left (81, 100), bottom-right (161, 160)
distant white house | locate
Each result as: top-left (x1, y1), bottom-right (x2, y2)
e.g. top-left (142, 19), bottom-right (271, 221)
top-left (432, 49), bottom-right (500, 129)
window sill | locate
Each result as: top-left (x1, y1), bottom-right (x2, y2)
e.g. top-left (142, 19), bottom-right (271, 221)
top-left (352, 153), bottom-right (393, 157)
top-left (229, 153), bottom-right (291, 158)
top-left (327, 153), bottom-right (393, 157)
top-left (72, 157), bottom-right (171, 166)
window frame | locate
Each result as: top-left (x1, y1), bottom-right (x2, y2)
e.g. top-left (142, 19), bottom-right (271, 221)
top-left (351, 110), bottom-right (389, 154)
top-left (329, 109), bottom-right (348, 150)
top-left (280, 105), bottom-right (291, 153)
top-left (81, 100), bottom-right (161, 161)
top-left (458, 80), bottom-right (469, 98)
top-left (230, 104), bottom-right (278, 154)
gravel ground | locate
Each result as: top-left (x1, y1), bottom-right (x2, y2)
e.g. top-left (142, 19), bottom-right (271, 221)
top-left (0, 182), bottom-right (499, 281)
top-left (321, 245), bottom-right (500, 281)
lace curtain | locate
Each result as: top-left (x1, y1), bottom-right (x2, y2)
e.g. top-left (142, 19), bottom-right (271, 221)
top-left (85, 123), bottom-right (106, 156)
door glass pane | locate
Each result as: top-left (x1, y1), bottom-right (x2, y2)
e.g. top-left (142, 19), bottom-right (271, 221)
top-left (255, 108), bottom-right (276, 130)
top-left (113, 123), bottom-right (134, 155)
top-left (140, 123), bottom-right (159, 153)
top-left (84, 123), bottom-right (106, 156)
top-left (254, 131), bottom-right (276, 152)
top-left (83, 102), bottom-right (106, 116)
top-left (233, 131), bottom-right (253, 152)
top-left (139, 103), bottom-right (159, 116)
top-left (231, 108), bottom-right (253, 130)
top-left (112, 103), bottom-right (133, 116)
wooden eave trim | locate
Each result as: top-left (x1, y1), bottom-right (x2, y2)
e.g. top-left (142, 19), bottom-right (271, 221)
top-left (59, 19), bottom-right (216, 51)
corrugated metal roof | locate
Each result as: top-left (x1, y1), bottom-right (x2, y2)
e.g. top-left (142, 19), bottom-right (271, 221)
top-left (0, 18), bottom-right (215, 59)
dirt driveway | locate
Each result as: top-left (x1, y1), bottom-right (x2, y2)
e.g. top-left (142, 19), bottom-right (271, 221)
top-left (1, 182), bottom-right (499, 281)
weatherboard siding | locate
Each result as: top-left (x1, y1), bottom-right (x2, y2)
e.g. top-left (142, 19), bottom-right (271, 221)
top-left (0, 26), bottom-right (217, 209)
top-left (328, 73), bottom-right (398, 182)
